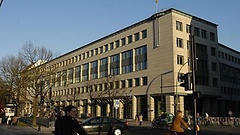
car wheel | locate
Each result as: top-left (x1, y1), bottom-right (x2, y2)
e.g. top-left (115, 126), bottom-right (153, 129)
top-left (113, 128), bottom-right (122, 135)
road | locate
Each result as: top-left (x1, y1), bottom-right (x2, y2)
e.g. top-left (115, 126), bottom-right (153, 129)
top-left (1, 124), bottom-right (240, 135)
top-left (125, 125), bottom-right (240, 135)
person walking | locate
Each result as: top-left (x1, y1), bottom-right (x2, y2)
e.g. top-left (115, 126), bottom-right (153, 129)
top-left (55, 105), bottom-right (87, 135)
top-left (135, 114), bottom-right (139, 125)
top-left (138, 114), bottom-right (143, 125)
top-left (170, 110), bottom-right (191, 135)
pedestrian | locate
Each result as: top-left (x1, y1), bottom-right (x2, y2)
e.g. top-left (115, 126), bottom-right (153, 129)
top-left (138, 114), bottom-right (143, 125)
top-left (55, 105), bottom-right (87, 135)
top-left (170, 110), bottom-right (191, 135)
top-left (204, 112), bottom-right (209, 126)
top-left (135, 114), bottom-right (139, 125)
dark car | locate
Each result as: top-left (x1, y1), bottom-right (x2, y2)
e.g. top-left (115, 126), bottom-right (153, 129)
top-left (79, 116), bottom-right (128, 135)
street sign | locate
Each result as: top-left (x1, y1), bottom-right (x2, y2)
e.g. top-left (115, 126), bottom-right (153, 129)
top-left (114, 99), bottom-right (120, 109)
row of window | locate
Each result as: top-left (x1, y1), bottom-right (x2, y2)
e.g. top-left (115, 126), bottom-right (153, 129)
top-left (52, 46), bottom-right (147, 87)
top-left (49, 29), bottom-right (147, 70)
top-left (176, 21), bottom-right (216, 41)
top-left (221, 86), bottom-right (240, 96)
top-left (219, 51), bottom-right (240, 65)
top-left (52, 76), bottom-right (148, 97)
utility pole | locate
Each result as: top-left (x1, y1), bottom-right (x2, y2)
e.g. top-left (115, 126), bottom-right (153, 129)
top-left (190, 30), bottom-right (198, 135)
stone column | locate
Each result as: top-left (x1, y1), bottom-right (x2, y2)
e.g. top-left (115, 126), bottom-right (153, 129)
top-left (87, 99), bottom-right (91, 115)
top-left (106, 104), bottom-right (110, 116)
top-left (132, 96), bottom-right (137, 119)
top-left (79, 100), bottom-right (83, 117)
top-left (96, 105), bottom-right (101, 116)
top-left (147, 95), bottom-right (154, 121)
top-left (179, 96), bottom-right (184, 113)
top-left (166, 95), bottom-right (174, 114)
top-left (119, 101), bottom-right (124, 119)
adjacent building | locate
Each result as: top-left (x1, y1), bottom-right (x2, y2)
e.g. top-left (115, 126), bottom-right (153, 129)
top-left (22, 8), bottom-right (240, 120)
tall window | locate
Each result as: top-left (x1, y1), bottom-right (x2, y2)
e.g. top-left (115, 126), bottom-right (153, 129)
top-left (194, 27), bottom-right (200, 37)
top-left (141, 30), bottom-right (147, 39)
top-left (100, 57), bottom-right (108, 78)
top-left (128, 79), bottom-right (132, 87)
top-left (134, 32), bottom-right (140, 41)
top-left (121, 38), bottom-right (126, 46)
top-left (186, 24), bottom-right (191, 33)
top-left (62, 70), bottom-right (67, 86)
top-left (121, 80), bottom-right (126, 88)
top-left (75, 65), bottom-right (81, 83)
top-left (135, 45), bottom-right (147, 71)
top-left (177, 55), bottom-right (184, 65)
top-left (57, 72), bottom-right (61, 86)
top-left (142, 76), bottom-right (148, 86)
top-left (115, 40), bottom-right (120, 48)
top-left (110, 42), bottom-right (114, 50)
top-left (176, 38), bottom-right (183, 48)
top-left (91, 60), bottom-right (98, 80)
top-left (201, 29), bottom-right (207, 39)
top-left (176, 21), bottom-right (182, 31)
top-left (210, 32), bottom-right (215, 41)
top-left (128, 35), bottom-right (133, 44)
top-left (135, 78), bottom-right (140, 87)
top-left (82, 63), bottom-right (89, 81)
top-left (110, 54), bottom-right (120, 75)
top-left (122, 50), bottom-right (133, 74)
top-left (68, 68), bottom-right (73, 84)
top-left (104, 44), bottom-right (108, 52)
top-left (100, 46), bottom-right (103, 53)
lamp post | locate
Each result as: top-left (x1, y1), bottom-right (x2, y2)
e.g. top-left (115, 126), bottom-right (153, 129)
top-left (160, 70), bottom-right (173, 112)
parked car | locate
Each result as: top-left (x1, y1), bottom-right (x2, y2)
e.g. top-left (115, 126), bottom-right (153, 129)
top-left (79, 116), bottom-right (128, 135)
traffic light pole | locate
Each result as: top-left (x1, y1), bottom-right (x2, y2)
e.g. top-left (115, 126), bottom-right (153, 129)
top-left (190, 33), bottom-right (198, 135)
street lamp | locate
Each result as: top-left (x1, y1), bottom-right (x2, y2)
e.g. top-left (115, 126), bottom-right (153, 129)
top-left (160, 70), bottom-right (173, 112)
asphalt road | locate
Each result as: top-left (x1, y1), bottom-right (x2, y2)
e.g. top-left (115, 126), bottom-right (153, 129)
top-left (125, 125), bottom-right (240, 135)
top-left (1, 123), bottom-right (240, 135)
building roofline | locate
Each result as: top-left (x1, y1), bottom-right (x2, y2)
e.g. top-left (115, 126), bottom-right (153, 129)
top-left (218, 43), bottom-right (240, 54)
top-left (49, 8), bottom-right (219, 63)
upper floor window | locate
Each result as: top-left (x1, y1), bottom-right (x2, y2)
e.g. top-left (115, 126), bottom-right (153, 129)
top-left (201, 29), bottom-right (207, 39)
top-left (115, 40), bottom-right (120, 48)
top-left (176, 38), bottom-right (183, 48)
top-left (100, 46), bottom-right (103, 53)
top-left (128, 35), bottom-right (133, 44)
top-left (121, 38), bottom-right (126, 46)
top-left (104, 44), bottom-right (108, 52)
top-left (210, 32), bottom-right (215, 41)
top-left (110, 42), bottom-right (114, 50)
top-left (177, 55), bottom-right (184, 65)
top-left (141, 30), bottom-right (147, 39)
top-left (194, 27), bottom-right (200, 37)
top-left (134, 32), bottom-right (140, 41)
top-left (176, 21), bottom-right (182, 31)
top-left (186, 24), bottom-right (191, 33)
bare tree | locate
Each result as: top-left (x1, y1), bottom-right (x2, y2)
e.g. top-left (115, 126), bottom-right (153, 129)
top-left (0, 55), bottom-right (27, 116)
top-left (19, 42), bottom-right (54, 126)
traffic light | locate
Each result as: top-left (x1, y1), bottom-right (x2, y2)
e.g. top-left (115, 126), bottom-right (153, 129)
top-left (179, 72), bottom-right (192, 91)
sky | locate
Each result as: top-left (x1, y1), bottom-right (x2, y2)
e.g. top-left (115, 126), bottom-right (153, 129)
top-left (0, 0), bottom-right (239, 59)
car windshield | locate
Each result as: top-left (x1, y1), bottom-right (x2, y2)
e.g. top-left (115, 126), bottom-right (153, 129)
top-left (81, 117), bottom-right (93, 124)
